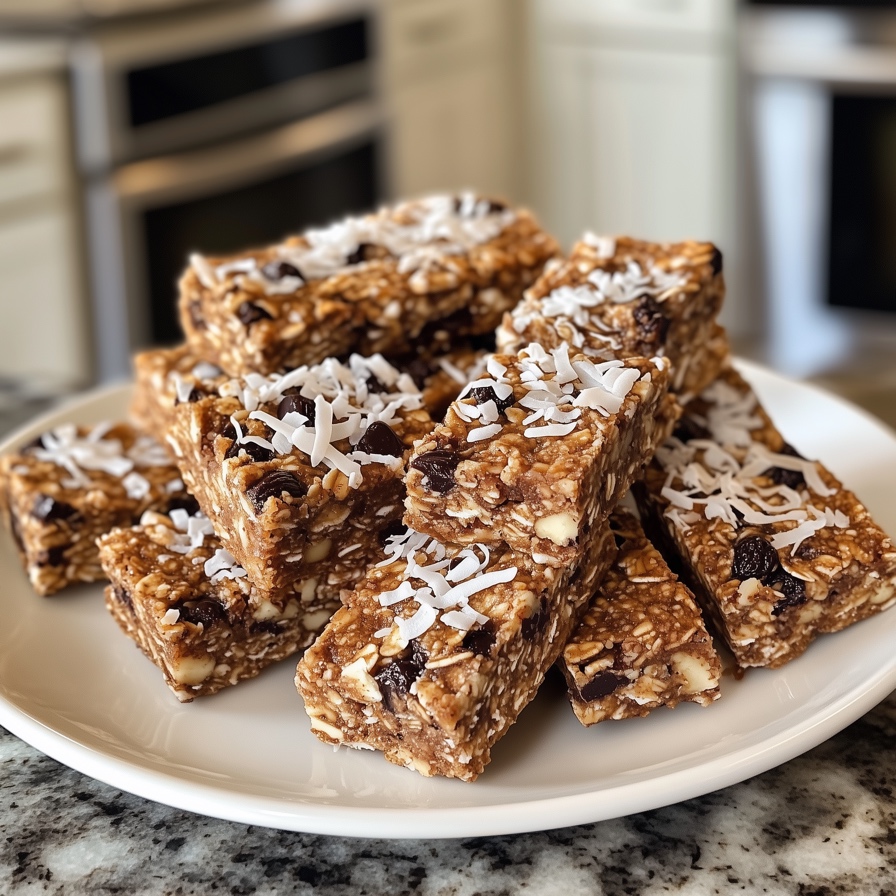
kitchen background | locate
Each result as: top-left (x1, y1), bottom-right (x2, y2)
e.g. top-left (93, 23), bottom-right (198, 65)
top-left (0, 0), bottom-right (894, 430)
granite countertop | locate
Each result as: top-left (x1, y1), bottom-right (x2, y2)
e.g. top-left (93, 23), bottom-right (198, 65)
top-left (3, 691), bottom-right (896, 895)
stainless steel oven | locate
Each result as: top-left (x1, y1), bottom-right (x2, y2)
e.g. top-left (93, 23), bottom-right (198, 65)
top-left (743, 3), bottom-right (896, 376)
top-left (70, 0), bottom-right (383, 380)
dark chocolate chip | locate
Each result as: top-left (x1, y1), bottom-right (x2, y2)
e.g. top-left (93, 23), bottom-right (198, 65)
top-left (246, 470), bottom-right (306, 511)
top-left (165, 495), bottom-right (200, 516)
top-left (345, 242), bottom-right (374, 265)
top-left (772, 573), bottom-right (807, 616)
top-left (462, 623), bottom-right (496, 657)
top-left (375, 640), bottom-right (428, 711)
top-left (672, 417), bottom-right (710, 444)
top-left (365, 374), bottom-right (390, 395)
top-left (579, 670), bottom-right (627, 702)
top-left (403, 357), bottom-right (436, 388)
top-left (764, 443), bottom-right (806, 490)
top-left (356, 421), bottom-right (404, 458)
top-left (36, 545), bottom-right (67, 567)
top-left (731, 535), bottom-right (780, 582)
top-left (251, 619), bottom-right (283, 635)
top-left (277, 392), bottom-right (316, 424)
top-left (710, 247), bottom-right (723, 276)
top-left (111, 585), bottom-right (132, 611)
top-left (260, 260), bottom-right (302, 281)
top-left (469, 385), bottom-right (515, 415)
top-left (378, 519), bottom-right (408, 546)
top-left (31, 495), bottom-right (78, 523)
top-left (225, 439), bottom-right (275, 463)
top-left (409, 450), bottom-right (461, 494)
top-left (632, 295), bottom-right (670, 352)
top-left (178, 599), bottom-right (226, 629)
top-left (521, 596), bottom-right (549, 641)
top-left (236, 301), bottom-right (272, 326)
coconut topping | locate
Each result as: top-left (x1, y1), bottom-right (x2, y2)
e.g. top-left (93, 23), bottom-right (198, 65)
top-left (453, 344), bottom-right (653, 444)
top-left (218, 354), bottom-right (423, 489)
top-left (657, 383), bottom-right (848, 555)
top-left (372, 528), bottom-right (517, 643)
top-left (30, 424), bottom-right (171, 490)
top-left (191, 193), bottom-right (514, 296)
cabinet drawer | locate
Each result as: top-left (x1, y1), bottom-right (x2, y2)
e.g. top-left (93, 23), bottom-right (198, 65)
top-left (0, 75), bottom-right (70, 207)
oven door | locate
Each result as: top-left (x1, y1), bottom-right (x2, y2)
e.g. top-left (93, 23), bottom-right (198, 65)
top-left (86, 99), bottom-right (384, 380)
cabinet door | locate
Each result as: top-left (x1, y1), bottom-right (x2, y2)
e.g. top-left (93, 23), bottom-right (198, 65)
top-left (0, 205), bottom-right (90, 388)
top-left (387, 61), bottom-right (517, 200)
top-left (532, 41), bottom-right (733, 249)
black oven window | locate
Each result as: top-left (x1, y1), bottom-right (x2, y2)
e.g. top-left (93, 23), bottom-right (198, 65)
top-left (142, 140), bottom-right (379, 346)
top-left (828, 94), bottom-right (896, 316)
top-left (128, 18), bottom-right (367, 128)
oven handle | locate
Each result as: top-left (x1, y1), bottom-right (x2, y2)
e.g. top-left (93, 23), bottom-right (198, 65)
top-left (112, 99), bottom-right (381, 207)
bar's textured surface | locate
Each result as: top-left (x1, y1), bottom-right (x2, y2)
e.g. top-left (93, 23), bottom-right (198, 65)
top-left (0, 423), bottom-right (192, 595)
top-left (179, 194), bottom-right (558, 377)
top-left (561, 506), bottom-right (721, 726)
top-left (497, 234), bottom-right (727, 399)
top-left (404, 344), bottom-right (678, 564)
top-left (636, 367), bottom-right (896, 667)
top-left (296, 520), bottom-right (615, 781)
top-left (99, 510), bottom-right (334, 701)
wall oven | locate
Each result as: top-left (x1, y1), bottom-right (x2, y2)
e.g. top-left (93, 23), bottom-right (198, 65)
top-left (70, 0), bottom-right (383, 381)
top-left (743, 4), bottom-right (896, 376)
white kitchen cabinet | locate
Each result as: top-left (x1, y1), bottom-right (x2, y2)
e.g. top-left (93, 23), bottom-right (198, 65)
top-left (526, 0), bottom-right (750, 336)
top-left (380, 0), bottom-right (521, 201)
top-left (0, 59), bottom-right (90, 390)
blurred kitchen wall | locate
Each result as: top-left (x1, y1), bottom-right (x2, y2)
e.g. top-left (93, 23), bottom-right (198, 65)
top-left (0, 0), bottom-right (893, 413)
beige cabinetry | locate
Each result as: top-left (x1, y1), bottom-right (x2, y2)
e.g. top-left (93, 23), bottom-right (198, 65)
top-left (0, 59), bottom-right (89, 390)
top-left (380, 0), bottom-right (521, 202)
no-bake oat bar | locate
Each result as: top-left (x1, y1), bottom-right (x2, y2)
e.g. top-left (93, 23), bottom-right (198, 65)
top-left (0, 423), bottom-right (193, 596)
top-left (99, 509), bottom-right (337, 701)
top-left (561, 506), bottom-right (721, 726)
top-left (179, 194), bottom-right (559, 377)
top-left (636, 367), bottom-right (896, 668)
top-left (166, 354), bottom-right (434, 601)
top-left (404, 343), bottom-right (678, 564)
top-left (296, 519), bottom-right (616, 781)
top-left (496, 234), bottom-right (728, 398)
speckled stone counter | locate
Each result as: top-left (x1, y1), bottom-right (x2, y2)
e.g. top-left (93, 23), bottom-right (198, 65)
top-left (3, 691), bottom-right (896, 895)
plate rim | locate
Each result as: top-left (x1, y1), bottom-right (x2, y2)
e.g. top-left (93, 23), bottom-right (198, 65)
top-left (1, 358), bottom-right (895, 839)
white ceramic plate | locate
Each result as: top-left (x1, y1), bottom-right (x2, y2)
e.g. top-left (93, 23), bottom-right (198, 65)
top-left (1, 359), bottom-right (895, 839)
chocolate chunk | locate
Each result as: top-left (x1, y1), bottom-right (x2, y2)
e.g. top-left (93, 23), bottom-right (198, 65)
top-left (246, 470), bottom-right (306, 511)
top-left (235, 301), bottom-right (272, 326)
top-left (356, 421), bottom-right (404, 457)
top-left (521, 596), bottom-right (549, 641)
top-left (764, 443), bottom-right (806, 490)
top-left (277, 392), bottom-right (316, 424)
top-left (469, 385), bottom-right (515, 415)
top-left (672, 417), bottom-right (710, 444)
top-left (36, 545), bottom-right (67, 567)
top-left (462, 623), bottom-right (496, 657)
top-left (403, 357), bottom-right (436, 388)
top-left (375, 640), bottom-right (428, 711)
top-left (579, 670), bottom-right (627, 702)
top-left (772, 573), bottom-right (807, 616)
top-left (731, 535), bottom-right (779, 582)
top-left (225, 439), bottom-right (275, 463)
top-left (178, 599), bottom-right (226, 629)
top-left (632, 295), bottom-right (670, 352)
top-left (710, 247), bottom-right (723, 276)
top-left (345, 242), bottom-right (374, 265)
top-left (165, 495), bottom-right (200, 516)
top-left (251, 619), bottom-right (283, 635)
top-left (365, 374), bottom-right (390, 394)
top-left (260, 260), bottom-right (302, 281)
top-left (378, 519), bottom-right (408, 546)
top-left (111, 585), bottom-right (132, 611)
top-left (32, 495), bottom-right (78, 523)
top-left (410, 450), bottom-right (461, 494)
